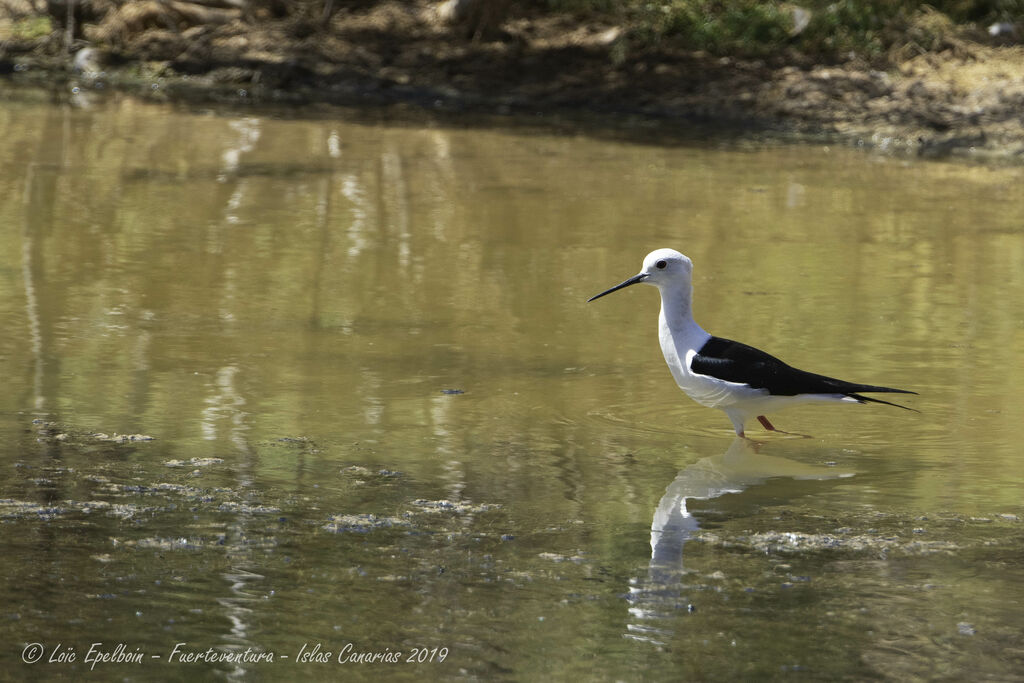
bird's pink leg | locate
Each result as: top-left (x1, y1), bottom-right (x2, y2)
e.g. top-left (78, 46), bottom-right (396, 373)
top-left (756, 415), bottom-right (813, 439)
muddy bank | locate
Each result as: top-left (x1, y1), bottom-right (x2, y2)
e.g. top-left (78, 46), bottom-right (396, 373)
top-left (3, 0), bottom-right (1024, 159)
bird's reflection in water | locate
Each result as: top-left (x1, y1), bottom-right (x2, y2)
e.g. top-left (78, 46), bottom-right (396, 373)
top-left (625, 438), bottom-right (854, 645)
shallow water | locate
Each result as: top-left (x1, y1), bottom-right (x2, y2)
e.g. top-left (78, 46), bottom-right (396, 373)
top-left (1, 89), bottom-right (1023, 680)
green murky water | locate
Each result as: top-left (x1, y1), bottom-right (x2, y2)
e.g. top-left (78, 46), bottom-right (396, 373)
top-left (1, 89), bottom-right (1023, 681)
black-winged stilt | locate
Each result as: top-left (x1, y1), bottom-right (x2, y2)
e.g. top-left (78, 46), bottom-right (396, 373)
top-left (588, 249), bottom-right (916, 437)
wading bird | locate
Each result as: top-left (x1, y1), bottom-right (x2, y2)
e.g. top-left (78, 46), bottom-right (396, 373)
top-left (588, 249), bottom-right (915, 437)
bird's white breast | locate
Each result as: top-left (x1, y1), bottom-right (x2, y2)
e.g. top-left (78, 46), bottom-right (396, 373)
top-left (658, 315), bottom-right (764, 409)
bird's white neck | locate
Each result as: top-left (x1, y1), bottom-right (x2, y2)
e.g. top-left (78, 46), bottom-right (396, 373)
top-left (658, 282), bottom-right (710, 349)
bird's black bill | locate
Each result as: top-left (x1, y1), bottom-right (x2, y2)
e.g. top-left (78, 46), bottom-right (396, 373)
top-left (587, 273), bottom-right (647, 302)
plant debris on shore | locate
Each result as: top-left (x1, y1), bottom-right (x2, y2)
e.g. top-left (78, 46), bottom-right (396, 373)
top-left (2, 0), bottom-right (1024, 158)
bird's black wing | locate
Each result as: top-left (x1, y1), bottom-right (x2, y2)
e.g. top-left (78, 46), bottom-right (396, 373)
top-left (691, 337), bottom-right (916, 399)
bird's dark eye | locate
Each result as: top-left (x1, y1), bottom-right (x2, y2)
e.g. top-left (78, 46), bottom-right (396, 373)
top-left (656, 260), bottom-right (667, 269)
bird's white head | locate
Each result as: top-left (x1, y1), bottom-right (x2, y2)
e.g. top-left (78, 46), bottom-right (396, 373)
top-left (588, 248), bottom-right (693, 302)
top-left (639, 249), bottom-right (693, 288)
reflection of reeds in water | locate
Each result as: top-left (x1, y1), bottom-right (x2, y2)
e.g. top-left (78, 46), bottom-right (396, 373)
top-left (22, 162), bottom-right (45, 413)
top-left (6, 94), bottom-right (1024, 509)
top-left (625, 438), bottom-right (853, 645)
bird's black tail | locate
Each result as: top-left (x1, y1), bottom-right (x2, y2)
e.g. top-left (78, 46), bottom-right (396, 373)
top-left (848, 391), bottom-right (919, 412)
